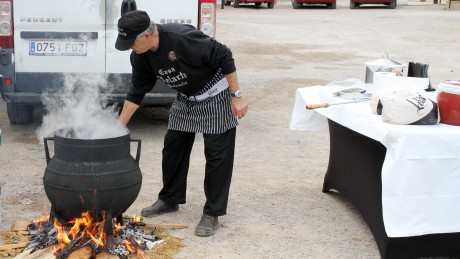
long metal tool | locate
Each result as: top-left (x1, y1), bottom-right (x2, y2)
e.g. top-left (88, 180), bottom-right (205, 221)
top-left (306, 99), bottom-right (370, 110)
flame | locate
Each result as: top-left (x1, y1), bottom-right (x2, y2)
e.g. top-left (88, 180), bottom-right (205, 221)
top-left (32, 215), bottom-right (50, 232)
top-left (114, 222), bottom-right (123, 233)
top-left (51, 211), bottom-right (140, 255)
top-left (36, 215), bottom-right (50, 223)
top-left (54, 218), bottom-right (72, 246)
top-left (53, 211), bottom-right (108, 252)
top-left (123, 240), bottom-right (137, 253)
top-left (132, 214), bottom-right (142, 223)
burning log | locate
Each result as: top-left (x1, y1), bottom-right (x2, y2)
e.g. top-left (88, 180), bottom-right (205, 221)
top-left (54, 231), bottom-right (85, 258)
top-left (25, 220), bottom-right (57, 254)
top-left (20, 213), bottom-right (163, 258)
top-left (126, 236), bottom-right (149, 259)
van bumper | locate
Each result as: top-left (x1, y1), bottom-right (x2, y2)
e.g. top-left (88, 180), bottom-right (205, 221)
top-left (2, 92), bottom-right (177, 106)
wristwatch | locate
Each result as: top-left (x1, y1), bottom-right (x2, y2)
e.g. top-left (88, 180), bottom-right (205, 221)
top-left (230, 90), bottom-right (243, 98)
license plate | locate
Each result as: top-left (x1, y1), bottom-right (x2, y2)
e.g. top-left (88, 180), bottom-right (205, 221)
top-left (29, 40), bottom-right (87, 56)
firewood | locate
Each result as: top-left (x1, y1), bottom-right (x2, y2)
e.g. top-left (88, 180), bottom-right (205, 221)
top-left (10, 220), bottom-right (32, 231)
top-left (95, 250), bottom-right (119, 259)
top-left (125, 236), bottom-right (150, 259)
top-left (13, 246), bottom-right (55, 259)
top-left (0, 242), bottom-right (28, 251)
top-left (143, 223), bottom-right (188, 229)
top-left (68, 245), bottom-right (92, 259)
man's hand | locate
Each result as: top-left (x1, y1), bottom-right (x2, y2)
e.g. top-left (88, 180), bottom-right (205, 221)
top-left (231, 97), bottom-right (248, 119)
top-left (225, 71), bottom-right (248, 119)
top-left (118, 100), bottom-right (140, 127)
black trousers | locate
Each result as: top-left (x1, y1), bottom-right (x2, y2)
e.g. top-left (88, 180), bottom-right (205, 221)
top-left (158, 127), bottom-right (236, 216)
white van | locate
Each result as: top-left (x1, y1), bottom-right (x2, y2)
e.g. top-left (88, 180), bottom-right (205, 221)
top-left (0, 0), bottom-right (217, 124)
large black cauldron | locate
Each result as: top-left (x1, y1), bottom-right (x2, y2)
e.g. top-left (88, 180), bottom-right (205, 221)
top-left (43, 130), bottom-right (142, 233)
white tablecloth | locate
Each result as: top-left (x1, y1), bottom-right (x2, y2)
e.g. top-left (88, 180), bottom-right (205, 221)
top-left (291, 84), bottom-right (460, 238)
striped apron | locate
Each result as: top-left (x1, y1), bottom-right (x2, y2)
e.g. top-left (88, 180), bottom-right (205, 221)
top-left (168, 70), bottom-right (239, 134)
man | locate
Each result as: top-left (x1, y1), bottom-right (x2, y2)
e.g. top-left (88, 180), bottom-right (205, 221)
top-left (115, 10), bottom-right (248, 237)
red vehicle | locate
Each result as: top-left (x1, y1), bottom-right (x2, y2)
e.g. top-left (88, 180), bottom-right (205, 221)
top-left (226, 0), bottom-right (277, 8)
top-left (292, 0), bottom-right (336, 9)
top-left (350, 0), bottom-right (396, 8)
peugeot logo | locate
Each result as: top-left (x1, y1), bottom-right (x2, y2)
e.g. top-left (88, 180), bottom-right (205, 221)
top-left (19, 17), bottom-right (64, 23)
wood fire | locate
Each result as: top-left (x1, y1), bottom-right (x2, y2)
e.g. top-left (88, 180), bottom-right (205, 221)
top-left (21, 212), bottom-right (162, 258)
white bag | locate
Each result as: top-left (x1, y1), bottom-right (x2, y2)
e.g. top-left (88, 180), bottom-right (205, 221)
top-left (371, 87), bottom-right (440, 125)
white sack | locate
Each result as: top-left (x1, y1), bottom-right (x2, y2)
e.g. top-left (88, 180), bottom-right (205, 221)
top-left (378, 88), bottom-right (440, 125)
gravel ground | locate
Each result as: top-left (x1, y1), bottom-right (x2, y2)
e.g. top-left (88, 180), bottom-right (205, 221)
top-left (1, 0), bottom-right (459, 258)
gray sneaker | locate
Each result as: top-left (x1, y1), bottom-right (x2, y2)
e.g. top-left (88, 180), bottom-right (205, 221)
top-left (141, 199), bottom-right (179, 218)
top-left (195, 214), bottom-right (219, 237)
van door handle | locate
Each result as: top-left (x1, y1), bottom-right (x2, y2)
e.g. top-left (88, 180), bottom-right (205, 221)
top-left (121, 0), bottom-right (137, 16)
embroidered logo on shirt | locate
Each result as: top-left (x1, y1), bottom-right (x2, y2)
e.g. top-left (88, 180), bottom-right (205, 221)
top-left (168, 51), bottom-right (176, 62)
top-left (157, 67), bottom-right (188, 88)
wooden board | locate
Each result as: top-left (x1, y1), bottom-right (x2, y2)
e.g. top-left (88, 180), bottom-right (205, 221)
top-left (95, 250), bottom-right (120, 259)
top-left (0, 242), bottom-right (28, 251)
top-left (143, 223), bottom-right (188, 229)
top-left (13, 246), bottom-right (55, 259)
top-left (10, 220), bottom-right (32, 232)
top-left (68, 246), bottom-right (92, 259)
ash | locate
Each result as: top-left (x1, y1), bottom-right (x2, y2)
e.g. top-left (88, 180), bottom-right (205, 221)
top-left (25, 218), bottom-right (163, 258)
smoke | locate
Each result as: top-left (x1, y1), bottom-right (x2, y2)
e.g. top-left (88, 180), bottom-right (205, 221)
top-left (36, 73), bottom-right (129, 140)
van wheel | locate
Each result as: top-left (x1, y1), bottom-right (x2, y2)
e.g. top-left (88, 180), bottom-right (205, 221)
top-left (225, 1), bottom-right (231, 5)
top-left (6, 103), bottom-right (34, 124)
top-left (267, 2), bottom-right (274, 8)
top-left (292, 1), bottom-right (300, 8)
top-left (234, 0), bottom-right (240, 7)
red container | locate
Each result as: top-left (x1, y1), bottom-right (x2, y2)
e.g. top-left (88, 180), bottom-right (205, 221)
top-left (437, 81), bottom-right (460, 126)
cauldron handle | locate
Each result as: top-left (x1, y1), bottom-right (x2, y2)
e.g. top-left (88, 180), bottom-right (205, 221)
top-left (43, 137), bottom-right (54, 164)
top-left (130, 138), bottom-right (142, 164)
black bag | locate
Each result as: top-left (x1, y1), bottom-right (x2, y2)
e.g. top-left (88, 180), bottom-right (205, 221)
top-left (408, 62), bottom-right (435, 92)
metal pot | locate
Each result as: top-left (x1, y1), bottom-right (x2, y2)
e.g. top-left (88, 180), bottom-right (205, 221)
top-left (365, 53), bottom-right (406, 83)
top-left (43, 129), bottom-right (142, 229)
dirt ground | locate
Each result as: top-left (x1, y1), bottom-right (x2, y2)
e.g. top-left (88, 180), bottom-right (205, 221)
top-left (1, 0), bottom-right (459, 258)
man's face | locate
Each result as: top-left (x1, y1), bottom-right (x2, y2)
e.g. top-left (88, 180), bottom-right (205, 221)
top-left (131, 32), bottom-right (151, 54)
top-left (131, 28), bottom-right (159, 54)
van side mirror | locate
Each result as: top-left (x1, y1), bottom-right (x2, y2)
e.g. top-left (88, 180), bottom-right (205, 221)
top-left (121, 0), bottom-right (137, 16)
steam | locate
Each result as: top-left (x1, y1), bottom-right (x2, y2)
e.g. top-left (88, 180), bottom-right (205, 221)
top-left (36, 73), bottom-right (129, 140)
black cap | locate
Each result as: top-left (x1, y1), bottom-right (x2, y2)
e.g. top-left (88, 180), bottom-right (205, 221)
top-left (115, 10), bottom-right (152, 51)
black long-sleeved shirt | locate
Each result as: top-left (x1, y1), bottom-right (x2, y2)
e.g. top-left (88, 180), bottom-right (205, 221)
top-left (127, 23), bottom-right (236, 105)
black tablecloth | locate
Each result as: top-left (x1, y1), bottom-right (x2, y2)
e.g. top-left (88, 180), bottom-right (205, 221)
top-left (322, 119), bottom-right (460, 258)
